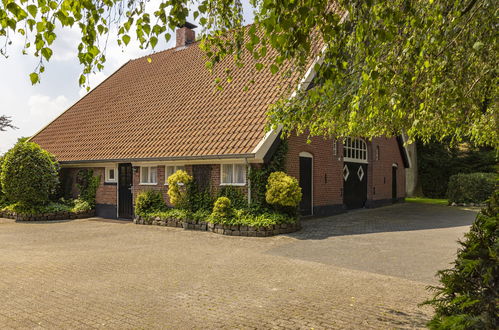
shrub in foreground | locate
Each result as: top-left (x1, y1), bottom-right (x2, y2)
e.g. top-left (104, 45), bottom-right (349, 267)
top-left (447, 172), bottom-right (497, 204)
top-left (424, 190), bottom-right (498, 329)
top-left (0, 141), bottom-right (59, 205)
top-left (134, 190), bottom-right (166, 216)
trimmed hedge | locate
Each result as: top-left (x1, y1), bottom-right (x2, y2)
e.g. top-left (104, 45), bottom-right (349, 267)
top-left (447, 173), bottom-right (497, 204)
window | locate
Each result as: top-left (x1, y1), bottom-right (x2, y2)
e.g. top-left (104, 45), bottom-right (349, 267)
top-left (140, 166), bottom-right (157, 184)
top-left (165, 165), bottom-right (186, 184)
top-left (105, 167), bottom-right (117, 183)
top-left (343, 137), bottom-right (368, 163)
top-left (333, 140), bottom-right (338, 156)
top-left (375, 146), bottom-right (380, 161)
top-left (220, 164), bottom-right (246, 185)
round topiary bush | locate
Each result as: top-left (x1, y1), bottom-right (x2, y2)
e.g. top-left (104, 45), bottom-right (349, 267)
top-left (0, 141), bottom-right (59, 205)
top-left (212, 196), bottom-right (233, 219)
top-left (167, 169), bottom-right (193, 208)
top-left (265, 171), bottom-right (302, 207)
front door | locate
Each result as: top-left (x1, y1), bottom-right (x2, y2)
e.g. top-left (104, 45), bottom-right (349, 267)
top-left (299, 156), bottom-right (313, 216)
top-left (392, 166), bottom-right (398, 202)
top-left (118, 163), bottom-right (133, 219)
top-left (192, 165), bottom-right (212, 191)
top-left (343, 162), bottom-right (368, 209)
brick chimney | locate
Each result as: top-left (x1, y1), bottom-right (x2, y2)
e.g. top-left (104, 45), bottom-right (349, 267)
top-left (176, 22), bottom-right (197, 47)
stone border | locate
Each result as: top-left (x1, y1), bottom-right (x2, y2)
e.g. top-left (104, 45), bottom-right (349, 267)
top-left (0, 210), bottom-right (95, 221)
top-left (134, 216), bottom-right (301, 237)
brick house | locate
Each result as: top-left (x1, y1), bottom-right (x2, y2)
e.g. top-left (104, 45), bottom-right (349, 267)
top-left (31, 24), bottom-right (410, 219)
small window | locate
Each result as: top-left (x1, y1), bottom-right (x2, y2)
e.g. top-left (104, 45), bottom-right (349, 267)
top-left (333, 140), bottom-right (338, 156)
top-left (343, 137), bottom-right (368, 163)
top-left (221, 164), bottom-right (246, 185)
top-left (140, 166), bottom-right (157, 184)
top-left (105, 167), bottom-right (117, 183)
top-left (375, 146), bottom-right (380, 161)
top-left (165, 165), bottom-right (186, 184)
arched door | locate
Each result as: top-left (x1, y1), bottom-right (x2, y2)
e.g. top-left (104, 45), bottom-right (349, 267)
top-left (343, 138), bottom-right (368, 209)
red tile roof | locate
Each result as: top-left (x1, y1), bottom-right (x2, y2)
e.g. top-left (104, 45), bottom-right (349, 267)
top-left (31, 38), bottom-right (300, 162)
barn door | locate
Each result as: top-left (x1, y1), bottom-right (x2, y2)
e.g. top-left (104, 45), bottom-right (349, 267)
top-left (118, 163), bottom-right (133, 219)
top-left (299, 156), bottom-right (313, 216)
top-left (343, 162), bottom-right (368, 209)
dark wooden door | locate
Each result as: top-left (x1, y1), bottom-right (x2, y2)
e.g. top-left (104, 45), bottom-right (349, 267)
top-left (343, 162), bottom-right (368, 209)
top-left (118, 163), bottom-right (133, 219)
top-left (299, 157), bottom-right (313, 216)
top-left (192, 165), bottom-right (212, 191)
top-left (392, 166), bottom-right (398, 202)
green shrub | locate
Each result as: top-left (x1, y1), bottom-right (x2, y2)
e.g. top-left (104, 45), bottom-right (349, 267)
top-left (76, 169), bottom-right (100, 207)
top-left (212, 196), bottom-right (233, 219)
top-left (134, 190), bottom-right (166, 216)
top-left (167, 170), bottom-right (193, 208)
top-left (72, 198), bottom-right (92, 213)
top-left (265, 172), bottom-right (302, 208)
top-left (447, 173), bottom-right (497, 204)
top-left (424, 190), bottom-right (498, 329)
top-left (2, 201), bottom-right (72, 215)
top-left (218, 186), bottom-right (247, 209)
top-left (0, 141), bottom-right (59, 205)
top-left (185, 181), bottom-right (214, 212)
top-left (248, 139), bottom-right (288, 210)
top-left (208, 208), bottom-right (297, 226)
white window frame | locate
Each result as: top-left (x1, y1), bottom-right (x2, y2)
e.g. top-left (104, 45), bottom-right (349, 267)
top-left (164, 165), bottom-right (186, 185)
top-left (105, 166), bottom-right (117, 183)
top-left (343, 137), bottom-right (368, 163)
top-left (220, 164), bottom-right (247, 186)
top-left (140, 166), bottom-right (158, 185)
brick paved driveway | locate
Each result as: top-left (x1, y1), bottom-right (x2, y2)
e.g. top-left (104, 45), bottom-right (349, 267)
top-left (0, 203), bottom-right (476, 329)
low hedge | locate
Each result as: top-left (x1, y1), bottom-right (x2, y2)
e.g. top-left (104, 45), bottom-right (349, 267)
top-left (447, 173), bottom-right (497, 204)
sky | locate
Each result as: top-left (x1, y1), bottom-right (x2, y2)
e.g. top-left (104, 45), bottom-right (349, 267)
top-left (0, 1), bottom-right (254, 154)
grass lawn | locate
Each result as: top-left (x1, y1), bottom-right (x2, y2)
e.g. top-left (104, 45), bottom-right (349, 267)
top-left (406, 197), bottom-right (448, 206)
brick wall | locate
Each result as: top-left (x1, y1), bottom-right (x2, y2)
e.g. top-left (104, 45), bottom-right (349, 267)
top-left (286, 135), bottom-right (344, 208)
top-left (367, 137), bottom-right (406, 201)
top-left (286, 134), bottom-right (406, 210)
top-left (62, 167), bottom-right (117, 205)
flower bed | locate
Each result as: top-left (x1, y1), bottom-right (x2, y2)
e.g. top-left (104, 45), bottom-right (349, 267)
top-left (0, 209), bottom-right (95, 221)
top-left (134, 215), bottom-right (301, 237)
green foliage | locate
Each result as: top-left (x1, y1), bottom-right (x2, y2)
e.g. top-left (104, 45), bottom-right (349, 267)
top-left (1, 1), bottom-right (497, 146)
top-left (185, 180), bottom-right (214, 212)
top-left (265, 172), bottom-right (302, 209)
top-left (71, 198), bottom-right (92, 213)
top-left (149, 208), bottom-right (191, 221)
top-left (211, 196), bottom-right (233, 220)
top-left (167, 170), bottom-right (193, 208)
top-left (134, 190), bottom-right (167, 217)
top-left (0, 155), bottom-right (4, 205)
top-left (0, 141), bottom-right (59, 205)
top-left (76, 169), bottom-right (100, 207)
top-left (249, 138), bottom-right (288, 212)
top-left (406, 197), bottom-right (448, 206)
top-left (2, 201), bottom-right (72, 215)
top-left (208, 208), bottom-right (297, 227)
top-left (217, 186), bottom-right (247, 209)
top-left (418, 141), bottom-right (498, 198)
top-left (447, 173), bottom-right (498, 204)
top-left (424, 190), bottom-right (499, 329)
